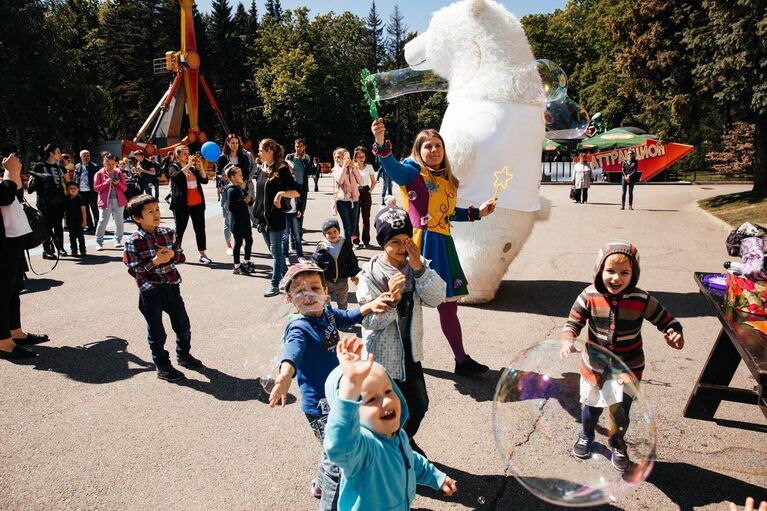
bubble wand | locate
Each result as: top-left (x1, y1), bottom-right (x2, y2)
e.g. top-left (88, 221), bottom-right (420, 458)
top-left (360, 69), bottom-right (380, 120)
top-left (492, 166), bottom-right (514, 201)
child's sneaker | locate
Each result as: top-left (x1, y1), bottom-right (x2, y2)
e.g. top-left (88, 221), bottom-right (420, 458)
top-left (455, 355), bottom-right (489, 376)
top-left (233, 265), bottom-right (251, 275)
top-left (309, 479), bottom-right (322, 499)
top-left (157, 365), bottom-right (185, 382)
top-left (263, 286), bottom-right (280, 297)
top-left (244, 261), bottom-right (257, 271)
top-left (114, 241), bottom-right (123, 248)
top-left (611, 445), bottom-right (630, 472)
top-left (572, 433), bottom-right (593, 459)
top-left (177, 354), bottom-right (203, 368)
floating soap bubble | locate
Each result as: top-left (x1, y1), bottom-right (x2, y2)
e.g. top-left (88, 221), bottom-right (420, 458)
top-left (258, 355), bottom-right (279, 394)
top-left (493, 339), bottom-right (656, 507)
top-left (240, 300), bottom-right (293, 395)
top-left (407, 190), bottom-right (418, 201)
top-left (545, 96), bottom-right (590, 139)
top-left (509, 59), bottom-right (567, 103)
top-left (363, 67), bottom-right (448, 103)
top-left (361, 58), bottom-right (588, 138)
top-left (477, 496), bottom-right (486, 505)
top-left (532, 59), bottom-right (568, 102)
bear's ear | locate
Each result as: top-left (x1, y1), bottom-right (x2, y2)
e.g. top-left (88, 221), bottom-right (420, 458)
top-left (468, 0), bottom-right (487, 18)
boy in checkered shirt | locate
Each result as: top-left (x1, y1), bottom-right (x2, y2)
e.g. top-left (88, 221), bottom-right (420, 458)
top-left (123, 194), bottom-right (202, 382)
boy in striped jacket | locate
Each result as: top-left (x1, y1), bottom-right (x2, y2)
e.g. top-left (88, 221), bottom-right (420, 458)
top-left (560, 241), bottom-right (684, 471)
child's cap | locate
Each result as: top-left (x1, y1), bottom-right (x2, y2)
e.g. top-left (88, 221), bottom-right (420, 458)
top-left (322, 218), bottom-right (341, 234)
top-left (594, 240), bottom-right (641, 293)
top-left (383, 194), bottom-right (397, 206)
top-left (375, 207), bottom-right (413, 247)
top-left (280, 260), bottom-right (325, 293)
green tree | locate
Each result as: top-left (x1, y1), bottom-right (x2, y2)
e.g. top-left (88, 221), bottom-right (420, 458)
top-left (609, 0), bottom-right (716, 175)
top-left (364, 1), bottom-right (385, 72)
top-left (206, 0), bottom-right (238, 136)
top-left (684, 0), bottom-right (767, 193)
top-left (523, 0), bottom-right (637, 133)
top-left (264, 0), bottom-right (277, 20)
top-left (383, 4), bottom-right (410, 154)
top-left (385, 4), bottom-right (407, 69)
top-left (46, 0), bottom-right (106, 151)
top-left (93, 0), bottom-right (159, 138)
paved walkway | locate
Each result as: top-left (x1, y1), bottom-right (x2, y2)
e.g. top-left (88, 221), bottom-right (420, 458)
top-left (1, 181), bottom-right (765, 510)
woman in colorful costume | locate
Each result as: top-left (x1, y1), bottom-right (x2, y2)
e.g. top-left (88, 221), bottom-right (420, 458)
top-left (371, 118), bottom-right (496, 375)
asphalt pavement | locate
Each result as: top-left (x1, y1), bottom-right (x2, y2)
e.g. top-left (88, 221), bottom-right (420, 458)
top-left (1, 180), bottom-right (765, 510)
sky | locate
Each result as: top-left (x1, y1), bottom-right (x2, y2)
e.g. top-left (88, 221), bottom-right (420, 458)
top-left (194, 0), bottom-right (568, 34)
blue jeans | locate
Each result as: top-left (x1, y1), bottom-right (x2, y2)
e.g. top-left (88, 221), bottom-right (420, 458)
top-left (262, 228), bottom-right (286, 289)
top-left (336, 201), bottom-right (359, 240)
top-left (137, 284), bottom-right (191, 368)
top-left (221, 195), bottom-right (232, 243)
top-left (283, 213), bottom-right (304, 257)
top-left (306, 413), bottom-right (340, 511)
top-left (379, 173), bottom-right (393, 204)
top-left (95, 198), bottom-right (125, 246)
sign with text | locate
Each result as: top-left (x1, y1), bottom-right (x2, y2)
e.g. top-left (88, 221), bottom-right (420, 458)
top-left (587, 140), bottom-right (694, 181)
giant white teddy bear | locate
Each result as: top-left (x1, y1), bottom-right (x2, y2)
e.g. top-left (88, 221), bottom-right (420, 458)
top-left (404, 0), bottom-right (548, 304)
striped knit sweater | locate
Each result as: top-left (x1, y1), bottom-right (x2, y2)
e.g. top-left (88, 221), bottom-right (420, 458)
top-left (561, 241), bottom-right (682, 384)
top-left (562, 286), bottom-right (682, 382)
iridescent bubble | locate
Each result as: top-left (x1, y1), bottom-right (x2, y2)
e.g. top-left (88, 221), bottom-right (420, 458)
top-left (363, 67), bottom-right (448, 102)
top-left (513, 59), bottom-right (568, 103)
top-left (493, 339), bottom-right (656, 507)
top-left (477, 496), bottom-right (486, 505)
top-left (544, 96), bottom-right (590, 139)
top-left (407, 190), bottom-right (417, 201)
top-left (362, 58), bottom-right (589, 140)
top-left (258, 356), bottom-right (279, 394)
top-left (240, 301), bottom-right (292, 395)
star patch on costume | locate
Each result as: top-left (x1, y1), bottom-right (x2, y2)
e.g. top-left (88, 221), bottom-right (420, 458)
top-left (493, 166), bottom-right (514, 200)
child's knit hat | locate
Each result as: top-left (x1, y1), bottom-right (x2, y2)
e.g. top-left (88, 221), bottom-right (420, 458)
top-left (593, 240), bottom-right (641, 294)
top-left (375, 207), bottom-right (413, 247)
top-left (322, 218), bottom-right (341, 234)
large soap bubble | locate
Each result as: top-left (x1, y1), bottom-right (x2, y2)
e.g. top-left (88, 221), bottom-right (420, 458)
top-left (363, 67), bottom-right (449, 102)
top-left (544, 96), bottom-right (590, 140)
top-left (493, 339), bottom-right (656, 507)
top-left (240, 300), bottom-right (293, 393)
top-left (510, 59), bottom-right (568, 103)
top-left (361, 58), bottom-right (588, 138)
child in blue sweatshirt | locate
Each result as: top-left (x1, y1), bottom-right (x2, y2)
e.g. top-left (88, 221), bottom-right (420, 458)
top-left (268, 261), bottom-right (392, 510)
top-left (324, 337), bottom-right (457, 511)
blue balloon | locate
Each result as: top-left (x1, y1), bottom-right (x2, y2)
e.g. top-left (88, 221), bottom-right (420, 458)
top-left (201, 141), bottom-right (221, 161)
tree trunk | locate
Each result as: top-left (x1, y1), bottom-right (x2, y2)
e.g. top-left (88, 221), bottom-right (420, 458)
top-left (753, 112), bottom-right (767, 195)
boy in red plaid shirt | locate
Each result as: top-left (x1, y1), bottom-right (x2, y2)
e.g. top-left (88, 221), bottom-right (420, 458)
top-left (123, 194), bottom-right (202, 382)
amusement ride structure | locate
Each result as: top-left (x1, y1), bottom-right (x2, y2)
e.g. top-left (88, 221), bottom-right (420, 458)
top-left (121, 0), bottom-right (229, 157)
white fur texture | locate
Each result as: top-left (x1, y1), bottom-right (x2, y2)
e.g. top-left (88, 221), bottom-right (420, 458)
top-left (404, 0), bottom-right (548, 303)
